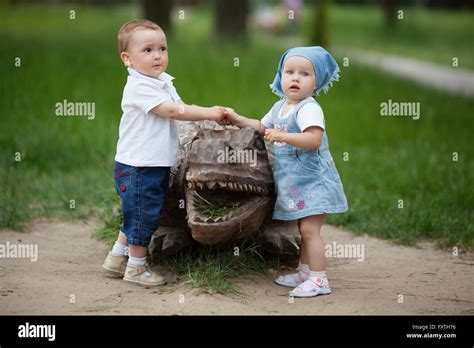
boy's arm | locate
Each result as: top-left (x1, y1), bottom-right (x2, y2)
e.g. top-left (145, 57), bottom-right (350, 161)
top-left (226, 110), bottom-right (266, 136)
top-left (265, 127), bottom-right (323, 150)
top-left (151, 101), bottom-right (226, 122)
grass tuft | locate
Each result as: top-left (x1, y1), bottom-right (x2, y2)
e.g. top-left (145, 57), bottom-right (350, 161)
top-left (162, 241), bottom-right (273, 295)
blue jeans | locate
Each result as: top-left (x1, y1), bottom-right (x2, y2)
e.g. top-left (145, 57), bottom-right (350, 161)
top-left (114, 161), bottom-right (170, 247)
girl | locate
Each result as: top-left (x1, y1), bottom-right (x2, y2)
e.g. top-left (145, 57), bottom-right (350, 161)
top-left (226, 46), bottom-right (348, 297)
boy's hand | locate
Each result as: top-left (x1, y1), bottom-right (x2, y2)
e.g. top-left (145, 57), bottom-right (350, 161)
top-left (264, 128), bottom-right (286, 143)
top-left (209, 106), bottom-right (229, 124)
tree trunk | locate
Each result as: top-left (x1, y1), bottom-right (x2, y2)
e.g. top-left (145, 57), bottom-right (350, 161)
top-left (143, 0), bottom-right (173, 32)
top-left (310, 0), bottom-right (330, 48)
top-left (381, 0), bottom-right (397, 29)
top-left (214, 0), bottom-right (249, 40)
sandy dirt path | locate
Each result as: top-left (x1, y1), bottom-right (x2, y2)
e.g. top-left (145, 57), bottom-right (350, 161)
top-left (0, 220), bottom-right (473, 315)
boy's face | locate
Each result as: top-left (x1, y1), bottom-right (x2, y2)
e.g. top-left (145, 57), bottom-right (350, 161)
top-left (121, 29), bottom-right (168, 79)
top-left (281, 56), bottom-right (316, 102)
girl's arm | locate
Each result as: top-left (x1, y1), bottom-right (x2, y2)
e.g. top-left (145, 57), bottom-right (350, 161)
top-left (265, 127), bottom-right (323, 150)
top-left (226, 110), bottom-right (266, 136)
top-left (151, 101), bottom-right (227, 122)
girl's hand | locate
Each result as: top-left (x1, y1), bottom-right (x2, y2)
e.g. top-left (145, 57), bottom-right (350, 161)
top-left (264, 128), bottom-right (286, 143)
top-left (209, 106), bottom-right (229, 124)
top-left (225, 108), bottom-right (240, 126)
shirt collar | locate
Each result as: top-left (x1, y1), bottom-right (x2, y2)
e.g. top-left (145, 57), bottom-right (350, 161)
top-left (127, 67), bottom-right (175, 87)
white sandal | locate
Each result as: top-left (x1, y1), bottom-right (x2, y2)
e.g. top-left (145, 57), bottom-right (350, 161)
top-left (274, 272), bottom-right (307, 288)
top-left (289, 277), bottom-right (331, 298)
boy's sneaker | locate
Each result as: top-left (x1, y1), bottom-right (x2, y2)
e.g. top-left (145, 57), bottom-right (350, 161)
top-left (102, 251), bottom-right (128, 278)
top-left (289, 276), bottom-right (331, 298)
top-left (123, 263), bottom-right (166, 286)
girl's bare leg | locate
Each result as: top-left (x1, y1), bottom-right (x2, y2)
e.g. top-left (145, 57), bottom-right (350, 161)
top-left (299, 214), bottom-right (326, 271)
top-left (298, 219), bottom-right (309, 266)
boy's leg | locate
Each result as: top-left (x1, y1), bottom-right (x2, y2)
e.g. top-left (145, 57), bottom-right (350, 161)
top-left (128, 245), bottom-right (147, 258)
top-left (102, 163), bottom-right (133, 277)
top-left (121, 166), bottom-right (170, 286)
top-left (110, 231), bottom-right (129, 257)
top-left (117, 231), bottom-right (128, 246)
top-left (289, 214), bottom-right (331, 297)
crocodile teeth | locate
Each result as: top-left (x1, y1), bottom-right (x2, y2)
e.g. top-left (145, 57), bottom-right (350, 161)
top-left (257, 187), bottom-right (263, 193)
top-left (237, 183), bottom-right (243, 191)
top-left (206, 181), bottom-right (217, 189)
top-left (218, 181), bottom-right (227, 188)
top-left (242, 184), bottom-right (248, 191)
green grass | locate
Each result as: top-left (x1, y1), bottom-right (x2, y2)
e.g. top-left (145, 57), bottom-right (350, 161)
top-left (160, 242), bottom-right (271, 295)
top-left (92, 185), bottom-right (121, 247)
top-left (1, 3), bottom-right (473, 254)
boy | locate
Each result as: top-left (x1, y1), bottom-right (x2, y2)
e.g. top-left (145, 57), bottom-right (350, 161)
top-left (102, 19), bottom-right (230, 286)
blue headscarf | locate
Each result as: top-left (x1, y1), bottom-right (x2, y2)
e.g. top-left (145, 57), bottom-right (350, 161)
top-left (270, 46), bottom-right (340, 98)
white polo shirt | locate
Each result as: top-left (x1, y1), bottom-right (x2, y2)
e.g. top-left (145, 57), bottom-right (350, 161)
top-left (115, 67), bottom-right (181, 167)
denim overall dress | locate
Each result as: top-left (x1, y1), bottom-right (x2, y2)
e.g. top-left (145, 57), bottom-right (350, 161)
top-left (271, 97), bottom-right (348, 220)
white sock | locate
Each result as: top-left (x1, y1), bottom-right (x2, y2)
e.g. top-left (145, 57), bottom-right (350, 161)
top-left (128, 256), bottom-right (151, 276)
top-left (309, 271), bottom-right (327, 278)
top-left (128, 255), bottom-right (146, 266)
top-left (299, 264), bottom-right (310, 274)
top-left (111, 241), bottom-right (128, 256)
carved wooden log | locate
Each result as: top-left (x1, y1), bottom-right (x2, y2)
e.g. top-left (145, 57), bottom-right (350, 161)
top-left (151, 121), bottom-right (301, 258)
top-left (259, 220), bottom-right (301, 256)
top-left (149, 225), bottom-right (194, 258)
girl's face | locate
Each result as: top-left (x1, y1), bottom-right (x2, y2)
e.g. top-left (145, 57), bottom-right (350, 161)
top-left (280, 56), bottom-right (316, 103)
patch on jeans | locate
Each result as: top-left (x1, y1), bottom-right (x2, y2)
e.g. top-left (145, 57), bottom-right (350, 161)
top-left (116, 166), bottom-right (132, 178)
top-left (115, 165), bottom-right (132, 189)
